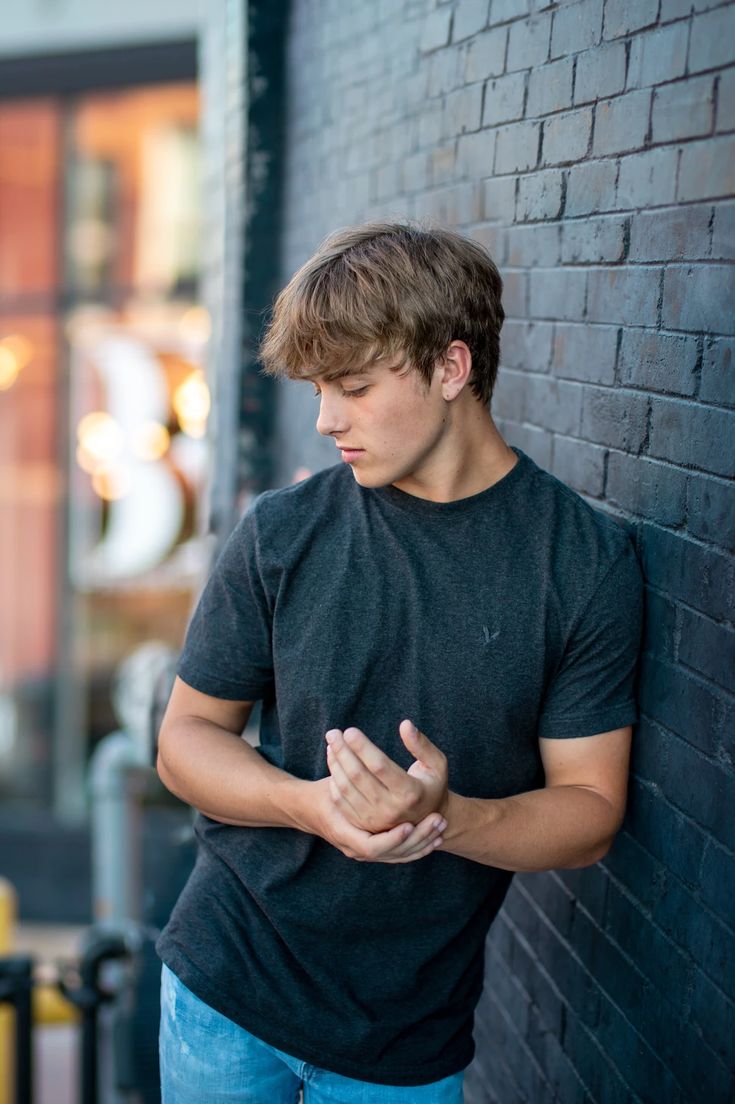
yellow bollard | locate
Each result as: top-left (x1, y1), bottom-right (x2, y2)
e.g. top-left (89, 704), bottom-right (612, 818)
top-left (0, 877), bottom-right (80, 1104)
top-left (0, 877), bottom-right (17, 1104)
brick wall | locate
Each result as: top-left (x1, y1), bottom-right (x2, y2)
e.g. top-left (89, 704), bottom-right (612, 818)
top-left (261, 0), bottom-right (735, 1099)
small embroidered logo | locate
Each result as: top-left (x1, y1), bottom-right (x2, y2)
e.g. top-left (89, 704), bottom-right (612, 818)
top-left (482, 625), bottom-right (501, 645)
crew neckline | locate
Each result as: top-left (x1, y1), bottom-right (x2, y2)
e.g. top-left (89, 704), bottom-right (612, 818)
top-left (368, 446), bottom-right (532, 517)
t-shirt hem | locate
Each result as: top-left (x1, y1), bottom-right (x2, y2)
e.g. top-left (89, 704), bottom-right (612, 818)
top-left (156, 939), bottom-right (472, 1087)
top-left (176, 663), bottom-right (270, 702)
top-left (537, 701), bottom-right (638, 740)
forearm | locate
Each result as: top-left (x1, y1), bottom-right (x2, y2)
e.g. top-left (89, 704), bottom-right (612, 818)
top-left (442, 785), bottom-right (622, 871)
top-left (157, 716), bottom-right (310, 829)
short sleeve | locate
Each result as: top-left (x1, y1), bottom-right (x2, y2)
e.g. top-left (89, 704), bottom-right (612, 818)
top-left (176, 502), bottom-right (274, 701)
top-left (537, 538), bottom-right (644, 740)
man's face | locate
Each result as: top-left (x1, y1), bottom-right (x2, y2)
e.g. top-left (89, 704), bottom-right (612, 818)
top-left (312, 359), bottom-right (448, 492)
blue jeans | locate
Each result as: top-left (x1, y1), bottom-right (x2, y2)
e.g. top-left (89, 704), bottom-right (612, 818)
top-left (159, 964), bottom-right (465, 1103)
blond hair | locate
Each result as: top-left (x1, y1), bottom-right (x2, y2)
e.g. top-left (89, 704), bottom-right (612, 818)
top-left (259, 221), bottom-right (504, 405)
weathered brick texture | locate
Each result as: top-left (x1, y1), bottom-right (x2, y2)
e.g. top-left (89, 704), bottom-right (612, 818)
top-left (261, 0), bottom-right (735, 1099)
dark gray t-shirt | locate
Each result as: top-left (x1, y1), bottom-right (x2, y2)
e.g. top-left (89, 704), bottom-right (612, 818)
top-left (156, 446), bottom-right (644, 1085)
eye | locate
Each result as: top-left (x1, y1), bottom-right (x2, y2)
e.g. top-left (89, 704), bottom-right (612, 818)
top-left (341, 385), bottom-right (369, 398)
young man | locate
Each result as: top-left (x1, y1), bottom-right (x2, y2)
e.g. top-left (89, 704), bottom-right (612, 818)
top-left (155, 222), bottom-right (644, 1103)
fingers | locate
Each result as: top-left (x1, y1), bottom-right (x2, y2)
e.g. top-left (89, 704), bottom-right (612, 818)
top-left (399, 719), bottom-right (446, 770)
top-left (326, 733), bottom-right (377, 806)
top-left (367, 812), bottom-right (446, 864)
top-left (341, 727), bottom-right (405, 783)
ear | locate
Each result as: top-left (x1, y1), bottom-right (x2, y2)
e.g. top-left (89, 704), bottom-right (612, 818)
top-left (437, 341), bottom-right (472, 401)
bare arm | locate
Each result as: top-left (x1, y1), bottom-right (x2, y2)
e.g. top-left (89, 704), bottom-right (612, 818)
top-left (326, 722), bottom-right (631, 871)
top-left (156, 677), bottom-right (446, 863)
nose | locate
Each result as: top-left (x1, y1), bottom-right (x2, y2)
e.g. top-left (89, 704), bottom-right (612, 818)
top-left (315, 390), bottom-right (348, 438)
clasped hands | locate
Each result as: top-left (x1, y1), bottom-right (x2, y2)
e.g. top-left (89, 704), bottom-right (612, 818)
top-left (314, 719), bottom-right (450, 865)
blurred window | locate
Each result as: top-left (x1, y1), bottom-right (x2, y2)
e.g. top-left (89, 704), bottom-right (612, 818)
top-left (0, 82), bottom-right (207, 818)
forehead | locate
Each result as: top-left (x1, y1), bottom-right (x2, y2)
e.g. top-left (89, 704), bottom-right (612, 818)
top-left (302, 355), bottom-right (411, 385)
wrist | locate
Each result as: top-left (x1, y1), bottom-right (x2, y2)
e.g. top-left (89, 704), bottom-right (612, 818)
top-left (277, 776), bottom-right (326, 835)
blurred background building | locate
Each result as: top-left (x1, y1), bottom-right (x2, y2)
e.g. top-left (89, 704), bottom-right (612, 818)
top-left (1, 1), bottom-right (734, 1102)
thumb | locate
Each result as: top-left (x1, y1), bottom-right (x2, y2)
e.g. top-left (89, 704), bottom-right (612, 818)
top-left (399, 719), bottom-right (440, 764)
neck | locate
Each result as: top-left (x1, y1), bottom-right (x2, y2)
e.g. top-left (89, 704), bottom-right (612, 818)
top-left (392, 397), bottom-right (518, 503)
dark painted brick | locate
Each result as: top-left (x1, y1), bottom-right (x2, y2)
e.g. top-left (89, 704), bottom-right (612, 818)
top-left (678, 136), bottom-right (735, 202)
top-left (552, 434), bottom-right (606, 495)
top-left (605, 883), bottom-right (692, 998)
top-left (699, 839), bottom-right (735, 928)
top-left (500, 318), bottom-right (554, 370)
top-left (639, 653), bottom-right (730, 756)
top-left (464, 27), bottom-right (508, 82)
top-left (648, 395), bottom-right (732, 476)
top-left (699, 335), bottom-right (735, 408)
top-left (628, 204), bottom-right (712, 262)
top-left (524, 1014), bottom-right (588, 1104)
top-left (606, 450), bottom-right (687, 526)
top-left (626, 777), bottom-right (706, 887)
top-left (452, 0), bottom-right (490, 42)
top-left (563, 1012), bottom-right (631, 1104)
top-left (561, 215), bottom-right (626, 263)
top-left (652, 75), bottom-right (716, 143)
top-left (574, 40), bottom-right (626, 104)
top-left (506, 12), bottom-right (552, 72)
top-left (506, 222), bottom-right (560, 265)
top-left (642, 588), bottom-right (679, 663)
top-left (495, 120), bottom-right (541, 172)
top-left (662, 265), bottom-right (735, 334)
top-left (580, 385), bottom-right (649, 450)
top-left (603, 0), bottom-right (659, 39)
top-left (602, 829), bottom-right (668, 913)
top-left (516, 169), bottom-right (564, 220)
top-left (558, 863), bottom-right (610, 925)
top-left (689, 968), bottom-right (735, 1073)
top-left (631, 715), bottom-right (671, 788)
top-left (678, 607), bottom-right (735, 690)
top-left (524, 374), bottom-right (584, 432)
top-left (566, 159), bottom-right (618, 216)
top-left (483, 70), bottom-right (526, 126)
top-left (688, 5), bottom-right (735, 73)
top-left (711, 200), bottom-right (735, 259)
top-left (586, 267), bottom-right (660, 325)
top-left (616, 147), bottom-right (679, 209)
top-left (526, 56), bottom-right (574, 116)
top-left (550, 0), bottom-right (603, 57)
top-left (686, 470), bottom-right (735, 552)
top-left (639, 522), bottom-right (735, 622)
top-left (626, 22), bottom-right (689, 90)
top-left (552, 322), bottom-right (618, 384)
top-left (662, 730), bottom-right (735, 846)
top-left (529, 267), bottom-right (587, 321)
top-left (542, 106), bottom-right (593, 165)
top-left (675, 890), bottom-right (735, 1001)
top-left (593, 90), bottom-right (651, 156)
top-left (596, 994), bottom-right (688, 1104)
top-left (618, 328), bottom-right (699, 397)
top-left (482, 174), bottom-right (517, 220)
